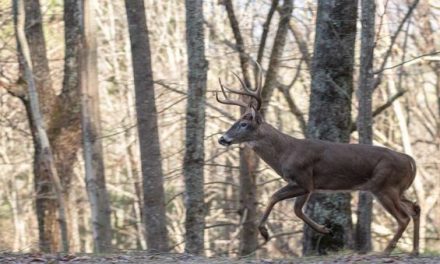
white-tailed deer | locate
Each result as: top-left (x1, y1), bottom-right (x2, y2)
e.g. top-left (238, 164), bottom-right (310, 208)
top-left (216, 70), bottom-right (420, 255)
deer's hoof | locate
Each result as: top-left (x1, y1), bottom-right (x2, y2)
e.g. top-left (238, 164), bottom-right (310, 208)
top-left (258, 225), bottom-right (269, 242)
top-left (316, 225), bottom-right (331, 234)
top-left (381, 248), bottom-right (394, 256)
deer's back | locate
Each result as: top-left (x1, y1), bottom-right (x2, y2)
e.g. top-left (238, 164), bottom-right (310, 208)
top-left (294, 139), bottom-right (414, 192)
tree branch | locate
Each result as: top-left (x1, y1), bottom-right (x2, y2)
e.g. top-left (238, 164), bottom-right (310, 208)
top-left (256, 0), bottom-right (279, 66)
top-left (351, 89), bottom-right (407, 132)
top-left (374, 0), bottom-right (420, 89)
top-left (260, 0), bottom-right (293, 115)
top-left (374, 50), bottom-right (440, 73)
top-left (276, 59), bottom-right (307, 134)
top-left (155, 80), bottom-right (236, 122)
top-left (288, 22), bottom-right (311, 71)
top-left (223, 0), bottom-right (252, 88)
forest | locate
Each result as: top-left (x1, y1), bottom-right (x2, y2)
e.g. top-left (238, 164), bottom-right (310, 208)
top-left (0, 0), bottom-right (439, 263)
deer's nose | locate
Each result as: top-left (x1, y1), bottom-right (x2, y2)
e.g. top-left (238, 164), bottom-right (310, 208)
top-left (219, 136), bottom-right (231, 146)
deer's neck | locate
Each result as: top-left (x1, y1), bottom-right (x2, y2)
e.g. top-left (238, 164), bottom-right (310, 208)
top-left (245, 123), bottom-right (294, 176)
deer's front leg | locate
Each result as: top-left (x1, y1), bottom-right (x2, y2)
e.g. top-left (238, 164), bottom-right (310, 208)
top-left (294, 193), bottom-right (331, 234)
top-left (258, 183), bottom-right (307, 242)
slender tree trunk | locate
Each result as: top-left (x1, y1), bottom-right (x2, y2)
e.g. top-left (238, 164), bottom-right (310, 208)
top-left (80, 0), bottom-right (112, 253)
top-left (12, 0), bottom-right (58, 252)
top-left (12, 0), bottom-right (83, 252)
top-left (260, 0), bottom-right (293, 114)
top-left (303, 0), bottom-right (358, 255)
top-left (15, 0), bottom-right (69, 252)
top-left (222, 1), bottom-right (258, 255)
top-left (237, 148), bottom-right (258, 255)
top-left (45, 0), bottom-right (83, 252)
top-left (124, 0), bottom-right (169, 252)
top-left (378, 0), bottom-right (426, 251)
top-left (183, 0), bottom-right (208, 255)
top-left (222, 0), bottom-right (293, 255)
top-left (355, 0), bottom-right (375, 253)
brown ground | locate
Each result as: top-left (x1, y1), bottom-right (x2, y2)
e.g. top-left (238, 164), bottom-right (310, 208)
top-left (1, 252), bottom-right (440, 264)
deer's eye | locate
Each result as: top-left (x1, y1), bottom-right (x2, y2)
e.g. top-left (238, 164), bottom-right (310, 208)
top-left (240, 122), bottom-right (248, 128)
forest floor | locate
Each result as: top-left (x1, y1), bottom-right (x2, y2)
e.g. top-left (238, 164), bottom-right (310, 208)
top-left (1, 252), bottom-right (440, 264)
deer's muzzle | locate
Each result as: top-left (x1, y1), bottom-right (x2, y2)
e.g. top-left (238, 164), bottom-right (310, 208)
top-left (219, 136), bottom-right (232, 146)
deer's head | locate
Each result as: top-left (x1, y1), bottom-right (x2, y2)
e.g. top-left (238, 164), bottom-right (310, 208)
top-left (216, 69), bottom-right (264, 146)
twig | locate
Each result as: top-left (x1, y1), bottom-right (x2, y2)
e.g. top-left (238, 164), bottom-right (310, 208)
top-left (374, 0), bottom-right (420, 88)
top-left (374, 51), bottom-right (440, 73)
top-left (155, 80), bottom-right (236, 121)
top-left (351, 89), bottom-right (407, 132)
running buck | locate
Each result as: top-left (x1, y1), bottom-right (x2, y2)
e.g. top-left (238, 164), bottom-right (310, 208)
top-left (216, 71), bottom-right (420, 255)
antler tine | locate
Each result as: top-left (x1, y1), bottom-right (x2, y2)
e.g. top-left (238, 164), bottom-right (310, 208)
top-left (231, 72), bottom-right (255, 94)
top-left (218, 78), bottom-right (229, 99)
top-left (255, 61), bottom-right (264, 97)
top-left (216, 78), bottom-right (248, 108)
top-left (231, 72), bottom-right (262, 109)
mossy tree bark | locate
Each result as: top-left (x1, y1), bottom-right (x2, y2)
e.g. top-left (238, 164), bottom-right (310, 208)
top-left (183, 0), bottom-right (208, 255)
top-left (303, 0), bottom-right (358, 255)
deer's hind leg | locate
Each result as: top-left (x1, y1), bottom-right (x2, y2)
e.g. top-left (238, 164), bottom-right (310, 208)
top-left (401, 197), bottom-right (421, 256)
top-left (375, 190), bottom-right (411, 255)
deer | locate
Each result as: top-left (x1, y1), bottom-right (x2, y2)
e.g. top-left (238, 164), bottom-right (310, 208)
top-left (216, 70), bottom-right (420, 256)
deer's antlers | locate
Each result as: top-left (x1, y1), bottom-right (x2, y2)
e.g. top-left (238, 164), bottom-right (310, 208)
top-left (216, 63), bottom-right (263, 110)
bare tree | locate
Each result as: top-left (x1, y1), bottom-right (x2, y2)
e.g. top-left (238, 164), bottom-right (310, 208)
top-left (222, 0), bottom-right (259, 255)
top-left (355, 0), bottom-right (376, 253)
top-left (14, 0), bottom-right (69, 252)
top-left (80, 0), bottom-right (112, 253)
top-left (183, 0), bottom-right (208, 255)
top-left (12, 0), bottom-right (82, 252)
top-left (222, 0), bottom-right (293, 254)
top-left (303, 0), bottom-right (358, 255)
top-left (12, 0), bottom-right (57, 251)
top-left (124, 0), bottom-right (169, 252)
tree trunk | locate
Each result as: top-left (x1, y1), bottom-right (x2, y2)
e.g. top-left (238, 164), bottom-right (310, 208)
top-left (222, 0), bottom-right (293, 255)
top-left (355, 0), bottom-right (375, 253)
top-left (303, 0), bottom-right (358, 255)
top-left (12, 0), bottom-right (58, 252)
top-left (15, 0), bottom-right (69, 252)
top-left (124, 0), bottom-right (169, 252)
top-left (183, 0), bottom-right (208, 255)
top-left (237, 147), bottom-right (258, 255)
top-left (80, 0), bottom-right (112, 253)
top-left (260, 0), bottom-right (293, 114)
top-left (46, 0), bottom-right (83, 252)
top-left (221, 1), bottom-right (259, 255)
top-left (12, 0), bottom-right (83, 252)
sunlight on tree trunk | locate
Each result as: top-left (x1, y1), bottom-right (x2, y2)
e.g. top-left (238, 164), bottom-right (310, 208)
top-left (80, 0), bottom-right (112, 253)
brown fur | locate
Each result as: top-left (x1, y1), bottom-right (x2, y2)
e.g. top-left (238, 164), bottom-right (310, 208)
top-left (219, 110), bottom-right (420, 255)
